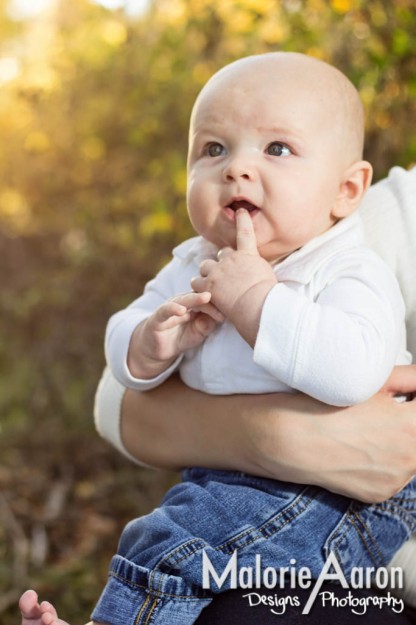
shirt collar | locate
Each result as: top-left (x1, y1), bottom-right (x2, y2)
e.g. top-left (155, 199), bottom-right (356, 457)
top-left (273, 213), bottom-right (363, 283)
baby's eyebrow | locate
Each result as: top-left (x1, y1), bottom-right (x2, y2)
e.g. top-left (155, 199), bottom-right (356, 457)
top-left (189, 129), bottom-right (225, 146)
top-left (191, 122), bottom-right (224, 135)
top-left (257, 124), bottom-right (300, 137)
top-left (257, 125), bottom-right (304, 148)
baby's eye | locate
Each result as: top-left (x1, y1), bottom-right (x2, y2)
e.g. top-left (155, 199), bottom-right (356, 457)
top-left (266, 142), bottom-right (292, 157)
top-left (205, 142), bottom-right (226, 157)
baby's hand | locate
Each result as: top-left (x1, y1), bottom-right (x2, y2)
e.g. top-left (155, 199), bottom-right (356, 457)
top-left (128, 291), bottom-right (224, 379)
top-left (191, 210), bottom-right (276, 344)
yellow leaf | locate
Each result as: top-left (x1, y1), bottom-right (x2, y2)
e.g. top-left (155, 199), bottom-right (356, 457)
top-left (0, 188), bottom-right (32, 233)
top-left (259, 19), bottom-right (288, 45)
top-left (240, 0), bottom-right (275, 14)
top-left (174, 169), bottom-right (187, 195)
top-left (139, 212), bottom-right (174, 238)
top-left (100, 20), bottom-right (127, 47)
top-left (24, 131), bottom-right (51, 153)
top-left (375, 110), bottom-right (392, 130)
top-left (81, 137), bottom-right (106, 160)
top-left (330, 0), bottom-right (355, 13)
top-left (157, 0), bottom-right (187, 26)
top-left (192, 62), bottom-right (213, 86)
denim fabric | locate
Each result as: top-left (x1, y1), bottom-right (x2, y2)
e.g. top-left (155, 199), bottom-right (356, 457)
top-left (91, 470), bottom-right (416, 625)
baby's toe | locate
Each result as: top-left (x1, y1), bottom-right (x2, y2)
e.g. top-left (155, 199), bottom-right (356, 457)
top-left (20, 590), bottom-right (41, 618)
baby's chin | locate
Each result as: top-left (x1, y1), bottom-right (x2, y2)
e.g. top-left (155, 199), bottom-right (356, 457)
top-left (257, 242), bottom-right (295, 265)
top-left (203, 232), bottom-right (235, 251)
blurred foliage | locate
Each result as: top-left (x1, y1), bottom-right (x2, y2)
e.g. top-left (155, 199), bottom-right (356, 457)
top-left (0, 0), bottom-right (415, 622)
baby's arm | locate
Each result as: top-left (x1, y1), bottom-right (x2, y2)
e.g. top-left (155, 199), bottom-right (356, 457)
top-left (105, 251), bottom-right (223, 389)
top-left (193, 209), bottom-right (407, 406)
top-left (253, 254), bottom-right (407, 406)
top-left (127, 291), bottom-right (223, 379)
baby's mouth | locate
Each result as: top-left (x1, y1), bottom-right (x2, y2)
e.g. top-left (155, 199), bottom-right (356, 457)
top-left (227, 199), bottom-right (259, 213)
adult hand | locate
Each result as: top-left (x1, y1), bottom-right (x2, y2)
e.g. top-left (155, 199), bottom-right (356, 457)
top-left (252, 366), bottom-right (416, 503)
top-left (310, 394), bottom-right (416, 503)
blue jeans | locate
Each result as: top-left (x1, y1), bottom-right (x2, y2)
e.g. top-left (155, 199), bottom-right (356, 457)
top-left (91, 469), bottom-right (416, 625)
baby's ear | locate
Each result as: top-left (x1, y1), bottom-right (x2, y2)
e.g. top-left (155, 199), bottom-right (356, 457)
top-left (331, 160), bottom-right (373, 219)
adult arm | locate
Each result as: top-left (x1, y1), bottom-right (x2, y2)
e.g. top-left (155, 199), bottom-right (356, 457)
top-left (105, 367), bottom-right (416, 504)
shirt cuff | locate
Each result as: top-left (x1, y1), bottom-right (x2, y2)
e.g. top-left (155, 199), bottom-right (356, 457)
top-left (120, 353), bottom-right (184, 391)
top-left (106, 311), bottom-right (183, 390)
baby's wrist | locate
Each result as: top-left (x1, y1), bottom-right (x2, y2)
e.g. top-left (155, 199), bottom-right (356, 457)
top-left (128, 352), bottom-right (177, 380)
top-left (127, 320), bottom-right (178, 379)
top-left (228, 280), bottom-right (276, 347)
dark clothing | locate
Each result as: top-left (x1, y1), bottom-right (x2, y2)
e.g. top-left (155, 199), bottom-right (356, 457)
top-left (195, 584), bottom-right (416, 624)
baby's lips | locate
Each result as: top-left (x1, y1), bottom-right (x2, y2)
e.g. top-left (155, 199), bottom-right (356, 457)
top-left (227, 199), bottom-right (259, 212)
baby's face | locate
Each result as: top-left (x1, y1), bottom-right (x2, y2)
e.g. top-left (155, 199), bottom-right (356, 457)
top-left (187, 55), bottom-right (358, 262)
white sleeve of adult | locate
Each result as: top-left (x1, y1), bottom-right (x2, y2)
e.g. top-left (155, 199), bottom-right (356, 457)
top-left (93, 367), bottom-right (150, 466)
top-left (253, 252), bottom-right (408, 406)
top-left (105, 257), bottom-right (184, 391)
top-left (361, 166), bottom-right (416, 358)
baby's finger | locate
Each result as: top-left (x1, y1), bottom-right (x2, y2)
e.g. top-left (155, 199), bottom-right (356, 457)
top-left (153, 300), bottom-right (188, 324)
top-left (236, 208), bottom-right (258, 253)
top-left (190, 275), bottom-right (207, 294)
top-left (171, 291), bottom-right (211, 309)
top-left (199, 259), bottom-right (217, 277)
top-left (192, 302), bottom-right (224, 323)
top-left (216, 247), bottom-right (234, 261)
top-left (152, 292), bottom-right (213, 327)
top-left (193, 313), bottom-right (217, 337)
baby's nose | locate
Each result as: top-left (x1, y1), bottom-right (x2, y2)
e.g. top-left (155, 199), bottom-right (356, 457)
top-left (222, 155), bottom-right (256, 182)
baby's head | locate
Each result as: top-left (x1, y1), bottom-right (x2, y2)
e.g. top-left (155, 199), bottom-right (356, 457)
top-left (186, 52), bottom-right (372, 263)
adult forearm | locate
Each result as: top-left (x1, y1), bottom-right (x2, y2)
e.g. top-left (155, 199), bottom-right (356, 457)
top-left (120, 374), bottom-right (274, 472)
top-left (120, 379), bottom-right (321, 479)
top-left (120, 372), bottom-right (416, 503)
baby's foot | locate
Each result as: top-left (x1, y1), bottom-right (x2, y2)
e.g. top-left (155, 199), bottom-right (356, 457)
top-left (19, 590), bottom-right (70, 625)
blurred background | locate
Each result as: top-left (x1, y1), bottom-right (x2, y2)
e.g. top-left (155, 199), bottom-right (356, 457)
top-left (0, 0), bottom-right (415, 621)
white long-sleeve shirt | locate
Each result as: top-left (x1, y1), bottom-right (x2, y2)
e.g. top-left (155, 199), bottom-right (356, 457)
top-left (105, 211), bottom-right (410, 407)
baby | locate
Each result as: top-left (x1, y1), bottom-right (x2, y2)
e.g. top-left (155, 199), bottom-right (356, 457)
top-left (21, 52), bottom-right (413, 625)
